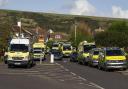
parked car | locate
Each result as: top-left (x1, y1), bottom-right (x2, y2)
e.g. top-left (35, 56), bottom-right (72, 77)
top-left (51, 49), bottom-right (63, 60)
top-left (32, 49), bottom-right (45, 61)
top-left (70, 52), bottom-right (78, 62)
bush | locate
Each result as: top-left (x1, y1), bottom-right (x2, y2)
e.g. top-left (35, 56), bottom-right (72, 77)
top-left (95, 21), bottom-right (128, 47)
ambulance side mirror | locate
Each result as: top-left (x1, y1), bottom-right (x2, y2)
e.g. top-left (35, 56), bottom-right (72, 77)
top-left (100, 52), bottom-right (104, 58)
top-left (102, 54), bottom-right (105, 58)
top-left (102, 55), bottom-right (105, 58)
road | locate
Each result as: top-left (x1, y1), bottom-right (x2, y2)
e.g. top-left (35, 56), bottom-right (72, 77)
top-left (57, 58), bottom-right (128, 89)
top-left (1, 58), bottom-right (128, 89)
top-left (0, 60), bottom-right (101, 89)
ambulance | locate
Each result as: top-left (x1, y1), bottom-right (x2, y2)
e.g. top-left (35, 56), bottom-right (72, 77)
top-left (98, 47), bottom-right (127, 71)
top-left (32, 43), bottom-right (45, 60)
top-left (7, 36), bottom-right (33, 68)
top-left (77, 41), bottom-right (96, 64)
top-left (61, 43), bottom-right (72, 57)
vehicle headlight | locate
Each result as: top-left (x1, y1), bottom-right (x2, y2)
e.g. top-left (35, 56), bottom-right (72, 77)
top-left (93, 60), bottom-right (98, 62)
top-left (8, 57), bottom-right (13, 60)
top-left (23, 56), bottom-right (29, 60)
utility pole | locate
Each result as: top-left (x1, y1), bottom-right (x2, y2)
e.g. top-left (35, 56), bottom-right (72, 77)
top-left (75, 24), bottom-right (77, 46)
top-left (74, 21), bottom-right (77, 46)
top-left (17, 20), bottom-right (21, 37)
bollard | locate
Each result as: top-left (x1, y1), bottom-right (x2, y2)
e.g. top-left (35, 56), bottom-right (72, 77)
top-left (40, 55), bottom-right (42, 64)
top-left (50, 54), bottom-right (54, 63)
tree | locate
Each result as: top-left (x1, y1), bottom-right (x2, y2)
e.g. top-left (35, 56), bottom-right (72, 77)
top-left (46, 40), bottom-right (54, 49)
top-left (70, 22), bottom-right (94, 47)
top-left (95, 31), bottom-right (128, 47)
top-left (95, 21), bottom-right (128, 47)
top-left (108, 21), bottom-right (128, 33)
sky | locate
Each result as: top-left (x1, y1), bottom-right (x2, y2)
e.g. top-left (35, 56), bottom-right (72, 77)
top-left (0, 0), bottom-right (128, 18)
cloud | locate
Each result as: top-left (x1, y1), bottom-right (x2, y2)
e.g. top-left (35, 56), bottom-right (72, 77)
top-left (70, 0), bottom-right (96, 15)
top-left (112, 6), bottom-right (128, 18)
top-left (0, 0), bottom-right (8, 7)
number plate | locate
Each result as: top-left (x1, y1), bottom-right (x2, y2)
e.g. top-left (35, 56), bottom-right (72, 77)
top-left (14, 63), bottom-right (21, 65)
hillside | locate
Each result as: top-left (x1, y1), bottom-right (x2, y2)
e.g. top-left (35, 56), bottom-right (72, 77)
top-left (0, 9), bottom-right (127, 50)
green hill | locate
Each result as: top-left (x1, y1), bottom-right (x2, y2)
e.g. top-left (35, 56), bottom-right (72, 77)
top-left (0, 9), bottom-right (127, 50)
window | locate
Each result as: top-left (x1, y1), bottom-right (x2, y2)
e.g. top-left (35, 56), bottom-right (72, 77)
top-left (10, 44), bottom-right (28, 52)
top-left (33, 48), bottom-right (44, 51)
top-left (106, 50), bottom-right (124, 56)
top-left (33, 51), bottom-right (42, 53)
top-left (63, 46), bottom-right (71, 50)
top-left (84, 45), bottom-right (96, 53)
top-left (94, 51), bottom-right (100, 55)
top-left (53, 44), bottom-right (59, 47)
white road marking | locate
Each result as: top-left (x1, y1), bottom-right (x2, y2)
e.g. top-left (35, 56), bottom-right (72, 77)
top-left (70, 72), bottom-right (77, 76)
top-left (57, 63), bottom-right (105, 89)
top-left (78, 76), bottom-right (87, 81)
top-left (59, 79), bottom-right (65, 82)
top-left (22, 71), bottom-right (39, 73)
top-left (65, 69), bottom-right (69, 72)
top-left (79, 82), bottom-right (84, 84)
top-left (1, 62), bottom-right (105, 89)
top-left (60, 66), bottom-right (65, 68)
top-left (55, 63), bottom-right (61, 66)
top-left (90, 82), bottom-right (105, 89)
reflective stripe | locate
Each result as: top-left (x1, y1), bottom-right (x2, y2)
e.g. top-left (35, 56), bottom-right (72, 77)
top-left (107, 62), bottom-right (126, 65)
